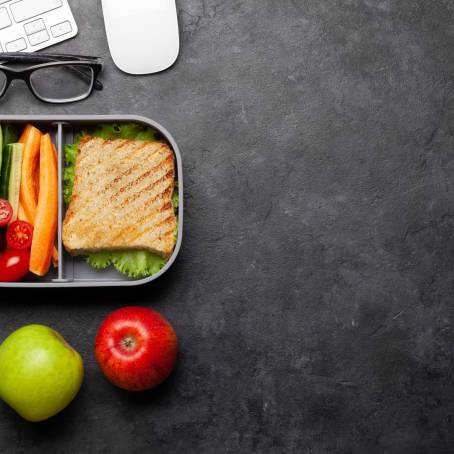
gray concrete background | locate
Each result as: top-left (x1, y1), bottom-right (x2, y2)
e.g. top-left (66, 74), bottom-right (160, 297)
top-left (1, 0), bottom-right (454, 452)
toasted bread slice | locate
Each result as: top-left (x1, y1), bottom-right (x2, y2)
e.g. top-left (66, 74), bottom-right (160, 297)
top-left (62, 136), bottom-right (177, 258)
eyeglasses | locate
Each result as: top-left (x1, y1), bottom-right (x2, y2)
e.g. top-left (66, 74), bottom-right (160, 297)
top-left (0, 53), bottom-right (103, 104)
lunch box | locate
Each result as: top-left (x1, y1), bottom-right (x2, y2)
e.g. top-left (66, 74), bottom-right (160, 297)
top-left (0, 115), bottom-right (183, 288)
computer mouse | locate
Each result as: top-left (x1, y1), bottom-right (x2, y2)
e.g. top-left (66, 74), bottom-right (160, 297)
top-left (101, 0), bottom-right (179, 75)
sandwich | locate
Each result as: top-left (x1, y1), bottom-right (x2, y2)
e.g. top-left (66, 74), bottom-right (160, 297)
top-left (63, 136), bottom-right (177, 259)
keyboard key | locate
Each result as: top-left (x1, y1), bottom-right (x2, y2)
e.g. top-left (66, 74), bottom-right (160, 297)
top-left (6, 37), bottom-right (26, 52)
top-left (0, 7), bottom-right (11, 30)
top-left (28, 29), bottom-right (49, 46)
top-left (24, 18), bottom-right (45, 35)
top-left (10, 0), bottom-right (62, 23)
top-left (50, 20), bottom-right (71, 38)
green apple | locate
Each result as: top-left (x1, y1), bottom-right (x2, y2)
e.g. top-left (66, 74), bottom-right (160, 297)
top-left (0, 325), bottom-right (84, 422)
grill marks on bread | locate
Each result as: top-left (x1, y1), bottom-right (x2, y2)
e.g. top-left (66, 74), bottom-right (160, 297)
top-left (62, 136), bottom-right (177, 257)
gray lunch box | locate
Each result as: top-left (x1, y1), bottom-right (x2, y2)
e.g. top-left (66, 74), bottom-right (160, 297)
top-left (0, 115), bottom-right (183, 288)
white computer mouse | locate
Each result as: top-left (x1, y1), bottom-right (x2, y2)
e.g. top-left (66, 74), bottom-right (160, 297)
top-left (101, 0), bottom-right (179, 74)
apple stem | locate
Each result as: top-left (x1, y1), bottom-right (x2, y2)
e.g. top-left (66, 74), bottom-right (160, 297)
top-left (123, 335), bottom-right (136, 349)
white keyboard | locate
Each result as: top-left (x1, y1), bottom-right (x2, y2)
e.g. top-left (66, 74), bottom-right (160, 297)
top-left (0, 0), bottom-right (77, 53)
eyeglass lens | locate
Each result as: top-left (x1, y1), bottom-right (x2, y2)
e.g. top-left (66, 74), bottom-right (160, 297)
top-left (29, 64), bottom-right (94, 102)
top-left (0, 71), bottom-right (7, 95)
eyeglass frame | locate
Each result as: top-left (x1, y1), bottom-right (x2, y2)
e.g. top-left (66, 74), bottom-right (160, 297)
top-left (0, 53), bottom-right (103, 104)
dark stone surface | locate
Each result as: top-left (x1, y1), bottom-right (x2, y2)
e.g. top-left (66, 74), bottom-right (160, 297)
top-left (0, 0), bottom-right (454, 452)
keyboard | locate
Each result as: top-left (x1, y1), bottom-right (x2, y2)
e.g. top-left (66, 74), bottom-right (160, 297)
top-left (0, 0), bottom-right (77, 53)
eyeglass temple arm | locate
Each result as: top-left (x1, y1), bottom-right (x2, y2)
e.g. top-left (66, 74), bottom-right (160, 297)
top-left (64, 65), bottom-right (103, 91)
top-left (0, 53), bottom-right (103, 90)
top-left (0, 52), bottom-right (100, 63)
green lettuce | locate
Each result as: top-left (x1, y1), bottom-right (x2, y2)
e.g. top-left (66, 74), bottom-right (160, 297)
top-left (111, 251), bottom-right (166, 278)
top-left (84, 123), bottom-right (159, 142)
top-left (63, 143), bottom-right (78, 204)
top-left (86, 251), bottom-right (112, 269)
top-left (172, 180), bottom-right (179, 209)
top-left (64, 123), bottom-right (177, 279)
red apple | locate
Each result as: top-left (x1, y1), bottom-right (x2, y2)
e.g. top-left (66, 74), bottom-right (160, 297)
top-left (94, 306), bottom-right (178, 391)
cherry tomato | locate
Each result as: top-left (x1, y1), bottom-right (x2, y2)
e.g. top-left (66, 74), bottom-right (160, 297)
top-left (6, 221), bottom-right (33, 250)
top-left (0, 199), bottom-right (13, 227)
top-left (0, 249), bottom-right (30, 282)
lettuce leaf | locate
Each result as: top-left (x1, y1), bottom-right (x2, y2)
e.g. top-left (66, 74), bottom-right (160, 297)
top-left (111, 251), bottom-right (166, 278)
top-left (86, 251), bottom-right (112, 269)
top-left (64, 123), bottom-right (176, 279)
top-left (87, 123), bottom-right (159, 142)
top-left (63, 143), bottom-right (78, 204)
top-left (172, 180), bottom-right (179, 210)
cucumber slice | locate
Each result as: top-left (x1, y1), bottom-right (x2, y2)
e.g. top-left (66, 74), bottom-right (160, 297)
top-left (3, 125), bottom-right (20, 148)
top-left (7, 143), bottom-right (23, 222)
top-left (0, 144), bottom-right (12, 199)
top-left (0, 125), bottom-right (20, 199)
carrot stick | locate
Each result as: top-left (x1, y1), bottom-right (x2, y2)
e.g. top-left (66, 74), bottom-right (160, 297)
top-left (19, 128), bottom-right (59, 267)
top-left (51, 143), bottom-right (58, 267)
top-left (19, 124), bottom-right (42, 224)
top-left (29, 134), bottom-right (58, 276)
top-left (17, 202), bottom-right (31, 223)
top-left (52, 245), bottom-right (59, 268)
top-left (19, 126), bottom-right (59, 266)
top-left (20, 192), bottom-right (58, 266)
